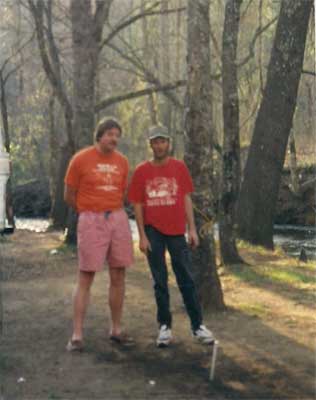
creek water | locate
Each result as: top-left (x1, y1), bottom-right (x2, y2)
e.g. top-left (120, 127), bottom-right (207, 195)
top-left (14, 218), bottom-right (316, 262)
top-left (274, 225), bottom-right (316, 261)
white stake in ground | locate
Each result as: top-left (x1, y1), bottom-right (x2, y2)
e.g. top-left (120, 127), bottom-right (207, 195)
top-left (209, 340), bottom-right (219, 381)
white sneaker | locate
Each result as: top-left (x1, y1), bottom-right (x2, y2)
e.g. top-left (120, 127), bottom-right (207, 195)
top-left (156, 325), bottom-right (172, 347)
top-left (193, 325), bottom-right (215, 345)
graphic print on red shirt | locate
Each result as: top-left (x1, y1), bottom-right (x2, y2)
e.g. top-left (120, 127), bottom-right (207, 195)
top-left (128, 158), bottom-right (194, 235)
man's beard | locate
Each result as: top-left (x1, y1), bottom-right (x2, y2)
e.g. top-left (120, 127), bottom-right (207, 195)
top-left (154, 151), bottom-right (168, 160)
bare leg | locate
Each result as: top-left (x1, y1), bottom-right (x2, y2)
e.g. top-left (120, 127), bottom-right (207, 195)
top-left (108, 267), bottom-right (126, 336)
top-left (71, 270), bottom-right (95, 341)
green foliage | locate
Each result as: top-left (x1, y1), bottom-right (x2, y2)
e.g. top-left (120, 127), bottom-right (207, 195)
top-left (238, 303), bottom-right (267, 317)
top-left (0, 0), bottom-right (314, 200)
top-left (227, 263), bottom-right (316, 286)
top-left (9, 85), bottom-right (50, 185)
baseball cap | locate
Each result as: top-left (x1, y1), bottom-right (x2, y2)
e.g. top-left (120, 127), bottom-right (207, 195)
top-left (148, 125), bottom-right (170, 140)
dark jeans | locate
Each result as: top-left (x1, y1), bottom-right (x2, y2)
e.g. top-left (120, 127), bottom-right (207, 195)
top-left (145, 225), bottom-right (202, 331)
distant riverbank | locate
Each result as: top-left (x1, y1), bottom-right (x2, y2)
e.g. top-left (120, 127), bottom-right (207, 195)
top-left (14, 218), bottom-right (316, 261)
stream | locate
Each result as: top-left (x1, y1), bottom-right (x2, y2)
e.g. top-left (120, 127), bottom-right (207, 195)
top-left (14, 218), bottom-right (316, 261)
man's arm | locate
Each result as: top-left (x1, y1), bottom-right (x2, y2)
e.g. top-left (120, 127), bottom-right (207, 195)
top-left (64, 184), bottom-right (78, 211)
top-left (184, 193), bottom-right (199, 249)
top-left (133, 203), bottom-right (151, 255)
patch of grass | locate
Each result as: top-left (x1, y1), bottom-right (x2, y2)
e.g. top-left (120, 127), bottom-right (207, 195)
top-left (227, 263), bottom-right (316, 286)
top-left (267, 269), bottom-right (316, 285)
top-left (238, 303), bottom-right (267, 317)
top-left (229, 266), bottom-right (265, 285)
top-left (237, 240), bottom-right (270, 254)
top-left (49, 242), bottom-right (77, 255)
top-left (237, 240), bottom-right (285, 258)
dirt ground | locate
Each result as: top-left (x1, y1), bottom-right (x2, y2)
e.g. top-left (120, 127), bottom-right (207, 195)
top-left (0, 230), bottom-right (315, 400)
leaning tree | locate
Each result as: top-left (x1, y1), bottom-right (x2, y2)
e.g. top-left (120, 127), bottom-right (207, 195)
top-left (237, 0), bottom-right (313, 248)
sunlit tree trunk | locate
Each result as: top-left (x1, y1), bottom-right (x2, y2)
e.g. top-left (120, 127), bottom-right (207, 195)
top-left (288, 130), bottom-right (300, 194)
top-left (48, 93), bottom-right (68, 228)
top-left (171, 1), bottom-right (184, 158)
top-left (0, 73), bottom-right (14, 227)
top-left (159, 0), bottom-right (172, 130)
top-left (184, 0), bottom-right (225, 310)
top-left (71, 0), bottom-right (97, 149)
top-left (141, 0), bottom-right (158, 125)
top-left (219, 0), bottom-right (244, 265)
top-left (66, 0), bottom-right (112, 242)
top-left (237, 0), bottom-right (313, 249)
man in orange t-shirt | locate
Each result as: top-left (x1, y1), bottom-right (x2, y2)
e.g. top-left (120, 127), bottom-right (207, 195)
top-left (64, 117), bottom-right (134, 351)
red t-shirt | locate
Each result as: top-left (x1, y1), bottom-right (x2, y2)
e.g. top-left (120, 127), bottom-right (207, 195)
top-left (128, 158), bottom-right (194, 235)
top-left (64, 146), bottom-right (128, 212)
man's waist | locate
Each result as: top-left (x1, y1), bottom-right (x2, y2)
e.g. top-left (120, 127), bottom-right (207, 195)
top-left (78, 208), bottom-right (123, 214)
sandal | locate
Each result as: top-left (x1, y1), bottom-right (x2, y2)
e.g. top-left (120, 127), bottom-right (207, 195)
top-left (66, 339), bottom-right (84, 352)
top-left (109, 332), bottom-right (135, 346)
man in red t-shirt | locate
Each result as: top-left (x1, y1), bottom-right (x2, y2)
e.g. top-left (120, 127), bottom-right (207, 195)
top-left (128, 125), bottom-right (215, 347)
top-left (64, 117), bottom-right (134, 351)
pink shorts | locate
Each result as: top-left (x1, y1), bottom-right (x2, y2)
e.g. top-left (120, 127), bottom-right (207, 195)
top-left (77, 209), bottom-right (134, 272)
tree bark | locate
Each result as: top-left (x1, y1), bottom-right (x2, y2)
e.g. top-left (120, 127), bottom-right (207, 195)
top-left (159, 0), bottom-right (172, 130)
top-left (219, 0), bottom-right (244, 265)
top-left (71, 0), bottom-right (99, 148)
top-left (184, 0), bottom-right (225, 310)
top-left (0, 72), bottom-right (14, 227)
top-left (237, 0), bottom-right (313, 249)
top-left (288, 130), bottom-right (300, 194)
top-left (48, 93), bottom-right (68, 228)
top-left (141, 0), bottom-right (158, 125)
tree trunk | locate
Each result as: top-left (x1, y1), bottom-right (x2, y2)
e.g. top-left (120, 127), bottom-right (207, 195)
top-left (237, 0), bottom-right (313, 249)
top-left (141, 0), bottom-right (158, 125)
top-left (71, 0), bottom-right (98, 149)
top-left (171, 1), bottom-right (184, 158)
top-left (51, 146), bottom-right (71, 230)
top-left (65, 0), bottom-right (112, 241)
top-left (289, 130), bottom-right (300, 194)
top-left (184, 0), bottom-right (225, 310)
top-left (159, 0), bottom-right (172, 131)
top-left (0, 73), bottom-right (14, 227)
top-left (219, 0), bottom-right (244, 265)
top-left (47, 92), bottom-right (69, 228)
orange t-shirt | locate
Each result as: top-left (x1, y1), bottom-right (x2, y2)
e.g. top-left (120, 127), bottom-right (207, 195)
top-left (64, 146), bottom-right (129, 212)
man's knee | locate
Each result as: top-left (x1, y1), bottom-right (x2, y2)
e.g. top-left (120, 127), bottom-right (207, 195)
top-left (109, 267), bottom-right (126, 287)
top-left (78, 271), bottom-right (95, 291)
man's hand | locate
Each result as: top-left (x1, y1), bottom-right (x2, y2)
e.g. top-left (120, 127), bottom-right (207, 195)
top-left (139, 234), bottom-right (152, 255)
top-left (188, 228), bottom-right (199, 250)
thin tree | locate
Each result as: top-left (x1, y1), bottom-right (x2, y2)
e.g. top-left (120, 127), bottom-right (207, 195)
top-left (237, 0), bottom-right (313, 249)
top-left (219, 0), bottom-right (244, 265)
top-left (184, 0), bottom-right (225, 310)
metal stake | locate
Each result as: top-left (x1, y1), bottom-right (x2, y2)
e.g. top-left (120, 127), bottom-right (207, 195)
top-left (209, 340), bottom-right (219, 381)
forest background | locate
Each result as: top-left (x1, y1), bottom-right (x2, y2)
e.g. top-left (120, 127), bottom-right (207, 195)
top-left (0, 1), bottom-right (316, 398)
top-left (0, 0), bottom-right (315, 308)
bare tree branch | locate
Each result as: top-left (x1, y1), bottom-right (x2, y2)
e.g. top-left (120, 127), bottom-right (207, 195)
top-left (107, 41), bottom-right (183, 108)
top-left (0, 33), bottom-right (35, 74)
top-left (28, 0), bottom-right (74, 149)
top-left (95, 80), bottom-right (186, 112)
top-left (94, 0), bottom-right (114, 43)
top-left (237, 16), bottom-right (278, 69)
top-left (100, 4), bottom-right (186, 50)
top-left (302, 69), bottom-right (316, 76)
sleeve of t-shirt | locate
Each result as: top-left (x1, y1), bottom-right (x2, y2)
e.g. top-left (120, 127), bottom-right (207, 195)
top-left (128, 167), bottom-right (144, 204)
top-left (181, 161), bottom-right (194, 194)
top-left (64, 154), bottom-right (80, 190)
